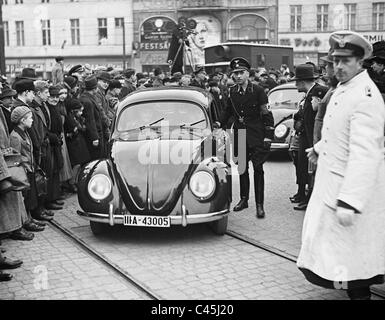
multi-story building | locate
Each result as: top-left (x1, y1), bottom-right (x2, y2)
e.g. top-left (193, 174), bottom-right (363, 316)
top-left (133, 0), bottom-right (279, 72)
top-left (278, 0), bottom-right (385, 65)
top-left (2, 0), bottom-right (134, 78)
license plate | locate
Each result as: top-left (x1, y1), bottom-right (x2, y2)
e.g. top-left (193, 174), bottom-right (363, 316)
top-left (123, 215), bottom-right (170, 228)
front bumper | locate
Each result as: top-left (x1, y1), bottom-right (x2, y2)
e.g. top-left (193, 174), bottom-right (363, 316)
top-left (271, 142), bottom-right (289, 150)
top-left (77, 206), bottom-right (229, 227)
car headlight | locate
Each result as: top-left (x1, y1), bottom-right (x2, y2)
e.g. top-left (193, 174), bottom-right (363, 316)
top-left (189, 171), bottom-right (216, 200)
top-left (274, 124), bottom-right (288, 139)
top-left (88, 174), bottom-right (112, 201)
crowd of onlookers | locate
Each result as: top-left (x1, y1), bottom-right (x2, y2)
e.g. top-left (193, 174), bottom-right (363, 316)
top-left (1, 45), bottom-right (384, 283)
top-left (0, 59), bottom-right (330, 282)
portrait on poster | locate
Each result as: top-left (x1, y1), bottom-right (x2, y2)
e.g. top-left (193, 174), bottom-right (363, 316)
top-left (185, 15), bottom-right (221, 67)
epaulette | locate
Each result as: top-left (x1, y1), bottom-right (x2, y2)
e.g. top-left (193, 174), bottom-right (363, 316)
top-left (365, 86), bottom-right (372, 97)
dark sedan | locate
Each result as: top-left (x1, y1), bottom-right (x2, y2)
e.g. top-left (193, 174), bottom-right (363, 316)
top-left (268, 83), bottom-right (305, 152)
top-left (76, 87), bottom-right (232, 236)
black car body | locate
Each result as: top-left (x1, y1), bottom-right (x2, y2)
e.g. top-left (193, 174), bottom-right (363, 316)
top-left (77, 87), bottom-right (232, 235)
top-left (268, 83), bottom-right (305, 151)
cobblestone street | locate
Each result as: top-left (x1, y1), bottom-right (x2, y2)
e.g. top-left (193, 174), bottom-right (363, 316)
top-left (2, 157), bottom-right (383, 300)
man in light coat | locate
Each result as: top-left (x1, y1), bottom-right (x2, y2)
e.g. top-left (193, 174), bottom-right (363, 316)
top-left (51, 56), bottom-right (64, 85)
top-left (297, 30), bottom-right (385, 300)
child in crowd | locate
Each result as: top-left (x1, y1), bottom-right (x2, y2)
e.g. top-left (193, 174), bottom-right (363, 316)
top-left (9, 106), bottom-right (46, 233)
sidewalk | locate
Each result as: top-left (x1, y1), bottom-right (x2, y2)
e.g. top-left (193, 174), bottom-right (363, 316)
top-left (0, 224), bottom-right (149, 300)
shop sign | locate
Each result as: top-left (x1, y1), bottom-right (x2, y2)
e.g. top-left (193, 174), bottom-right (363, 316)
top-left (279, 31), bottom-right (385, 53)
top-left (140, 17), bottom-right (176, 53)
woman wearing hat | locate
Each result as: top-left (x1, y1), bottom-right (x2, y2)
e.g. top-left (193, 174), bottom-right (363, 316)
top-left (0, 90), bottom-right (34, 242)
top-left (56, 85), bottom-right (75, 193)
top-left (9, 106), bottom-right (45, 233)
top-left (64, 99), bottom-right (90, 189)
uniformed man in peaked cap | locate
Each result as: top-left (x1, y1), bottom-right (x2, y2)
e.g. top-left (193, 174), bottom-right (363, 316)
top-left (220, 57), bottom-right (274, 219)
top-left (297, 30), bottom-right (385, 300)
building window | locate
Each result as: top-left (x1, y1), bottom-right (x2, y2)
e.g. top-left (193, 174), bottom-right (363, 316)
top-left (41, 19), bottom-right (51, 45)
top-left (228, 14), bottom-right (268, 41)
top-left (4, 21), bottom-right (9, 46)
top-left (115, 18), bottom-right (124, 28)
top-left (70, 19), bottom-right (80, 45)
top-left (41, 0), bottom-right (49, 3)
top-left (115, 18), bottom-right (124, 45)
top-left (290, 5), bottom-right (302, 32)
top-left (15, 21), bottom-right (25, 46)
top-left (317, 4), bottom-right (328, 31)
top-left (98, 18), bottom-right (108, 45)
top-left (344, 3), bottom-right (356, 30)
top-left (373, 2), bottom-right (385, 30)
top-left (15, 0), bottom-right (23, 4)
top-left (3, 0), bottom-right (8, 5)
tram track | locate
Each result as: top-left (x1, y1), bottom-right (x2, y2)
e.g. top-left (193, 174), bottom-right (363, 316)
top-left (49, 214), bottom-right (385, 300)
top-left (49, 220), bottom-right (161, 300)
top-left (226, 229), bottom-right (385, 300)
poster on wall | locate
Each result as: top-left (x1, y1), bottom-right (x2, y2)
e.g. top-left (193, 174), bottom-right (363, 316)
top-left (140, 16), bottom-right (177, 67)
top-left (185, 15), bottom-right (221, 67)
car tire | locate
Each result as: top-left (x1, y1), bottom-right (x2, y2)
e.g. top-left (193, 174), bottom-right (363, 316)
top-left (90, 221), bottom-right (109, 236)
top-left (210, 216), bottom-right (228, 236)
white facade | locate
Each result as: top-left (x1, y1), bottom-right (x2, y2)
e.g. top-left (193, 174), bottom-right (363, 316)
top-left (3, 0), bottom-right (134, 76)
top-left (278, 0), bottom-right (385, 65)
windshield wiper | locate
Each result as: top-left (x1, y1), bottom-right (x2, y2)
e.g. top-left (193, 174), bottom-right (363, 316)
top-left (139, 117), bottom-right (165, 130)
top-left (179, 119), bottom-right (205, 128)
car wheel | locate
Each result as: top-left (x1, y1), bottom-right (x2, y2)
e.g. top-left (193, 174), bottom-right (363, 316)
top-left (90, 221), bottom-right (109, 236)
top-left (210, 216), bottom-right (228, 236)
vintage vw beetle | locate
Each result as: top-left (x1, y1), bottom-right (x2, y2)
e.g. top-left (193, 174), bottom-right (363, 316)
top-left (268, 83), bottom-right (305, 152)
top-left (77, 87), bottom-right (232, 236)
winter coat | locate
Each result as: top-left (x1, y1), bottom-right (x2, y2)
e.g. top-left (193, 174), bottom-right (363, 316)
top-left (297, 70), bottom-right (385, 284)
top-left (0, 107), bottom-right (25, 234)
top-left (64, 112), bottom-right (91, 166)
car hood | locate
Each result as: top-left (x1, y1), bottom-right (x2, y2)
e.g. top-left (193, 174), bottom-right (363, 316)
top-left (110, 138), bottom-right (206, 215)
top-left (271, 108), bottom-right (296, 125)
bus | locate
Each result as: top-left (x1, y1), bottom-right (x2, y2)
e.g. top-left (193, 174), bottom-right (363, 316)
top-left (204, 42), bottom-right (294, 74)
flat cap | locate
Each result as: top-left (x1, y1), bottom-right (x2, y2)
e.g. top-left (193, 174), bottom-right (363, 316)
top-left (84, 75), bottom-right (98, 90)
top-left (230, 57), bottom-right (250, 72)
top-left (329, 30), bottom-right (372, 59)
top-left (96, 71), bottom-right (112, 83)
top-left (11, 106), bottom-right (32, 124)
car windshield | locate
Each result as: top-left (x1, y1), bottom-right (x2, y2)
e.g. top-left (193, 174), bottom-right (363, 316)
top-left (117, 101), bottom-right (208, 132)
top-left (268, 89), bottom-right (305, 110)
